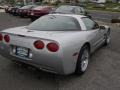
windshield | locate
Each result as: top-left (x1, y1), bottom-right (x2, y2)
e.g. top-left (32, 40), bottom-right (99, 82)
top-left (55, 6), bottom-right (74, 14)
top-left (20, 5), bottom-right (33, 9)
top-left (27, 15), bottom-right (81, 31)
top-left (33, 6), bottom-right (46, 10)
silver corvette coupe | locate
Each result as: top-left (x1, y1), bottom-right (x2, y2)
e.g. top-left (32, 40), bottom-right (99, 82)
top-left (0, 14), bottom-right (110, 75)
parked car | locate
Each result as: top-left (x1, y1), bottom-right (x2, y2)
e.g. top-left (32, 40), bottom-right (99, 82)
top-left (11, 6), bottom-right (22, 16)
top-left (52, 5), bottom-right (91, 18)
top-left (29, 6), bottom-right (54, 21)
top-left (113, 6), bottom-right (120, 10)
top-left (94, 4), bottom-right (106, 9)
top-left (0, 14), bottom-right (111, 75)
top-left (5, 6), bottom-right (14, 13)
top-left (18, 5), bottom-right (37, 17)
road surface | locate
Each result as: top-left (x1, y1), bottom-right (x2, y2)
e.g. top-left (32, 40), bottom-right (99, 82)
top-left (0, 12), bottom-right (120, 90)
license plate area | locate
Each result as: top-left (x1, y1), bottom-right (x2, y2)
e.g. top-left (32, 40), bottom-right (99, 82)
top-left (15, 46), bottom-right (29, 58)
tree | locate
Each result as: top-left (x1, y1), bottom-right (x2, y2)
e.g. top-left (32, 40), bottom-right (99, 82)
top-left (3, 0), bottom-right (15, 4)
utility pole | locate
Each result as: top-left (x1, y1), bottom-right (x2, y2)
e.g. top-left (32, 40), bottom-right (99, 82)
top-left (23, 0), bottom-right (27, 5)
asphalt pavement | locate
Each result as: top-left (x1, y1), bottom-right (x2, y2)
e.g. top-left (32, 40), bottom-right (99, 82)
top-left (89, 10), bottom-right (120, 22)
top-left (0, 12), bottom-right (120, 90)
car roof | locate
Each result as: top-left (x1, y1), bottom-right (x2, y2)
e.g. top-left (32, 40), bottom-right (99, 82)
top-left (33, 6), bottom-right (52, 10)
top-left (48, 14), bottom-right (86, 19)
top-left (59, 5), bottom-right (82, 8)
top-left (20, 5), bottom-right (36, 8)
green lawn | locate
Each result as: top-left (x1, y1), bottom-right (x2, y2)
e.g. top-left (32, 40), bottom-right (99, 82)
top-left (85, 2), bottom-right (120, 12)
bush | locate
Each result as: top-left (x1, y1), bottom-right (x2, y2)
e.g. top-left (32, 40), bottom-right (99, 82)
top-left (42, 1), bottom-right (49, 5)
top-left (52, 0), bottom-right (62, 6)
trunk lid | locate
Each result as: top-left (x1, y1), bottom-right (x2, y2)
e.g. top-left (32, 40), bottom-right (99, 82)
top-left (2, 26), bottom-right (77, 41)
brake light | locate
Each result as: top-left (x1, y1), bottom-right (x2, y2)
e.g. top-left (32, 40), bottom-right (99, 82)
top-left (4, 35), bottom-right (10, 43)
top-left (47, 43), bottom-right (59, 52)
top-left (0, 33), bottom-right (3, 41)
top-left (34, 40), bottom-right (44, 49)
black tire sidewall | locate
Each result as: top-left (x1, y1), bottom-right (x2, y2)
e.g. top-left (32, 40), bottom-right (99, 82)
top-left (75, 45), bottom-right (90, 74)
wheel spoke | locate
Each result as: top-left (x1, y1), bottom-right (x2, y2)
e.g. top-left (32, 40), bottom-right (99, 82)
top-left (81, 49), bottom-right (89, 72)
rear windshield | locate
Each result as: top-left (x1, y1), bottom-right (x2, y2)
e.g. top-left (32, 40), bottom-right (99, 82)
top-left (27, 15), bottom-right (81, 31)
top-left (55, 6), bottom-right (74, 14)
top-left (33, 6), bottom-right (44, 10)
top-left (20, 5), bottom-right (33, 9)
top-left (33, 6), bottom-right (48, 10)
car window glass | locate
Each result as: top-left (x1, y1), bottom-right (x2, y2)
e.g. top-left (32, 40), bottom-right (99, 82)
top-left (33, 6), bottom-right (47, 10)
top-left (21, 5), bottom-right (33, 9)
top-left (55, 6), bottom-right (74, 14)
top-left (82, 18), bottom-right (99, 30)
top-left (75, 7), bottom-right (82, 14)
top-left (27, 15), bottom-right (81, 31)
top-left (80, 7), bottom-right (85, 13)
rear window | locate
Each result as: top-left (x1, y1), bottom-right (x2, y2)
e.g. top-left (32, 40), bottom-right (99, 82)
top-left (21, 5), bottom-right (33, 9)
top-left (55, 6), bottom-right (74, 14)
top-left (27, 15), bottom-right (81, 31)
top-left (33, 6), bottom-right (50, 10)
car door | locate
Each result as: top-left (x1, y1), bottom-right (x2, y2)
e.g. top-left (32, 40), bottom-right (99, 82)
top-left (81, 17), bottom-right (104, 50)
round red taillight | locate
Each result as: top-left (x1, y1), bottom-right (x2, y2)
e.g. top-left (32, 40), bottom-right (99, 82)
top-left (4, 35), bottom-right (10, 43)
top-left (34, 40), bottom-right (44, 49)
top-left (47, 43), bottom-right (59, 52)
top-left (0, 33), bottom-right (3, 41)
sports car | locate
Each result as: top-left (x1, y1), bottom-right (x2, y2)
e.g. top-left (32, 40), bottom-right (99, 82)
top-left (0, 14), bottom-right (110, 75)
top-left (52, 5), bottom-right (91, 18)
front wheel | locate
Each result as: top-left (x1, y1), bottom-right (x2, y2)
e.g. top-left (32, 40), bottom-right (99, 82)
top-left (75, 45), bottom-right (90, 74)
top-left (30, 17), bottom-right (36, 22)
top-left (104, 31), bottom-right (111, 46)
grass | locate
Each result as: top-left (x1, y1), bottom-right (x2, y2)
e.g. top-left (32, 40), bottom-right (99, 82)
top-left (85, 2), bottom-right (120, 12)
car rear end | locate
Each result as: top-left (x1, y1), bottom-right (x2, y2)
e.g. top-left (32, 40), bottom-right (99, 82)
top-left (29, 6), bottom-right (52, 20)
top-left (12, 6), bottom-right (21, 16)
top-left (0, 32), bottom-right (69, 75)
top-left (19, 9), bottom-right (29, 17)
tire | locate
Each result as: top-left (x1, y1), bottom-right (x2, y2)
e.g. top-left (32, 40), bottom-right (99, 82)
top-left (75, 45), bottom-right (90, 74)
top-left (104, 30), bottom-right (110, 46)
top-left (20, 15), bottom-right (24, 18)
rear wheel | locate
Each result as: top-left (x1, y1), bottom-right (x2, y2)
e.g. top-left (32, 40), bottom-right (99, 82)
top-left (20, 15), bottom-right (24, 18)
top-left (75, 45), bottom-right (90, 74)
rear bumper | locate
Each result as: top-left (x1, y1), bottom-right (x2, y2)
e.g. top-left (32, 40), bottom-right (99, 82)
top-left (0, 43), bottom-right (74, 75)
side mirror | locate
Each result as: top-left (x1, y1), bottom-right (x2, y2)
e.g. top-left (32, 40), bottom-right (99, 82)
top-left (99, 25), bottom-right (106, 30)
top-left (87, 15), bottom-right (92, 19)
